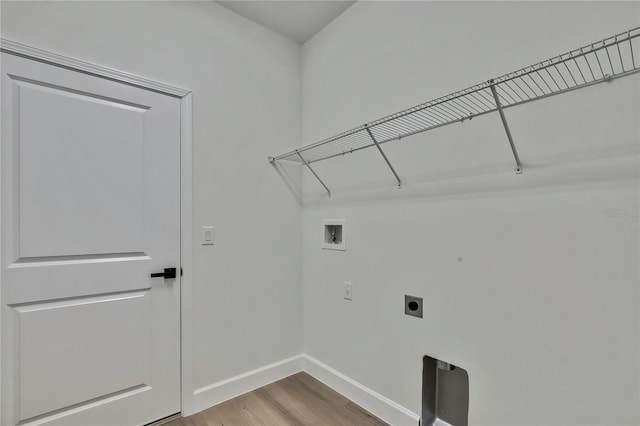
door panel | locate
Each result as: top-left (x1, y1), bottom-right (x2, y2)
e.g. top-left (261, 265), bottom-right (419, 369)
top-left (15, 290), bottom-right (151, 420)
top-left (15, 76), bottom-right (146, 258)
top-left (1, 53), bottom-right (181, 426)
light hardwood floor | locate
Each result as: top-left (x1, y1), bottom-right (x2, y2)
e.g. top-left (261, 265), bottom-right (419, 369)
top-left (166, 372), bottom-right (388, 426)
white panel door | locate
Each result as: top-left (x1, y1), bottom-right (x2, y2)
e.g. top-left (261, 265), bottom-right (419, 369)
top-left (1, 53), bottom-right (181, 426)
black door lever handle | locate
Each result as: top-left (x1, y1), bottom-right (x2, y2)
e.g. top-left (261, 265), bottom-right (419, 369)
top-left (150, 268), bottom-right (177, 279)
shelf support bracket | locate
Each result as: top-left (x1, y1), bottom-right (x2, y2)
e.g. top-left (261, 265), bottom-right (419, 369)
top-left (364, 125), bottom-right (403, 188)
top-left (296, 151), bottom-right (331, 197)
top-left (489, 81), bottom-right (523, 174)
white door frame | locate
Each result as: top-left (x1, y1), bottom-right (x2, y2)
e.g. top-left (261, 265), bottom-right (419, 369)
top-left (0, 39), bottom-right (195, 420)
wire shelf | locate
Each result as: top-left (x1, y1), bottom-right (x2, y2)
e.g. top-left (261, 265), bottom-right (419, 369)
top-left (270, 28), bottom-right (640, 195)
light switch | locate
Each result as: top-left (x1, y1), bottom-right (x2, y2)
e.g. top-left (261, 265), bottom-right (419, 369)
top-left (344, 281), bottom-right (352, 301)
top-left (202, 226), bottom-right (214, 245)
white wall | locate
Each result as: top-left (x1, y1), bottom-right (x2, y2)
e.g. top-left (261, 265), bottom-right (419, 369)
top-left (0, 0), bottom-right (303, 415)
top-left (302, 2), bottom-right (639, 425)
top-left (3, 1), bottom-right (639, 424)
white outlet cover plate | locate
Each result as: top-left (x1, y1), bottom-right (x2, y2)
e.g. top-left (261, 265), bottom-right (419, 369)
top-left (344, 281), bottom-right (352, 300)
top-left (322, 219), bottom-right (346, 251)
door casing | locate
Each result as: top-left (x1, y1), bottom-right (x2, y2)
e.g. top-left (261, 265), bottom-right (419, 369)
top-left (0, 38), bottom-right (195, 421)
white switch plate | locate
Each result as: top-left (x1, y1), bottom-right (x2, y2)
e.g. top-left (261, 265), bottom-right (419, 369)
top-left (344, 281), bottom-right (352, 301)
top-left (202, 226), bottom-right (214, 245)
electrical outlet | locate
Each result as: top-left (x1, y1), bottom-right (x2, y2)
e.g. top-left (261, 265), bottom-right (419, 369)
top-left (344, 281), bottom-right (352, 301)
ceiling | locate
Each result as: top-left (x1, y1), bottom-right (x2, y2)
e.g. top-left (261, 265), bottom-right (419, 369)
top-left (217, 1), bottom-right (356, 44)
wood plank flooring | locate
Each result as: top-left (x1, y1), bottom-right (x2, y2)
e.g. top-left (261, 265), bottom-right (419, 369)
top-left (166, 372), bottom-right (388, 426)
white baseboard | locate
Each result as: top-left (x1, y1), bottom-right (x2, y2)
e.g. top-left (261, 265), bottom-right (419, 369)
top-left (189, 354), bottom-right (303, 416)
top-left (301, 354), bottom-right (420, 426)
top-left (187, 353), bottom-right (419, 426)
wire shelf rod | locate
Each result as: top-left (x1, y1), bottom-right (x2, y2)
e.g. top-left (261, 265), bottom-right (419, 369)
top-left (296, 151), bottom-right (331, 196)
top-left (572, 57), bottom-right (587, 83)
top-left (616, 37), bottom-right (625, 72)
top-left (581, 51), bottom-right (596, 81)
top-left (629, 31), bottom-right (636, 68)
top-left (364, 125), bottom-right (402, 187)
top-left (490, 82), bottom-right (522, 173)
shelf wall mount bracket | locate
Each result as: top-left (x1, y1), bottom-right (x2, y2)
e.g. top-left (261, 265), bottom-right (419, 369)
top-left (489, 80), bottom-right (523, 175)
top-left (364, 124), bottom-right (403, 188)
top-left (296, 151), bottom-right (331, 197)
